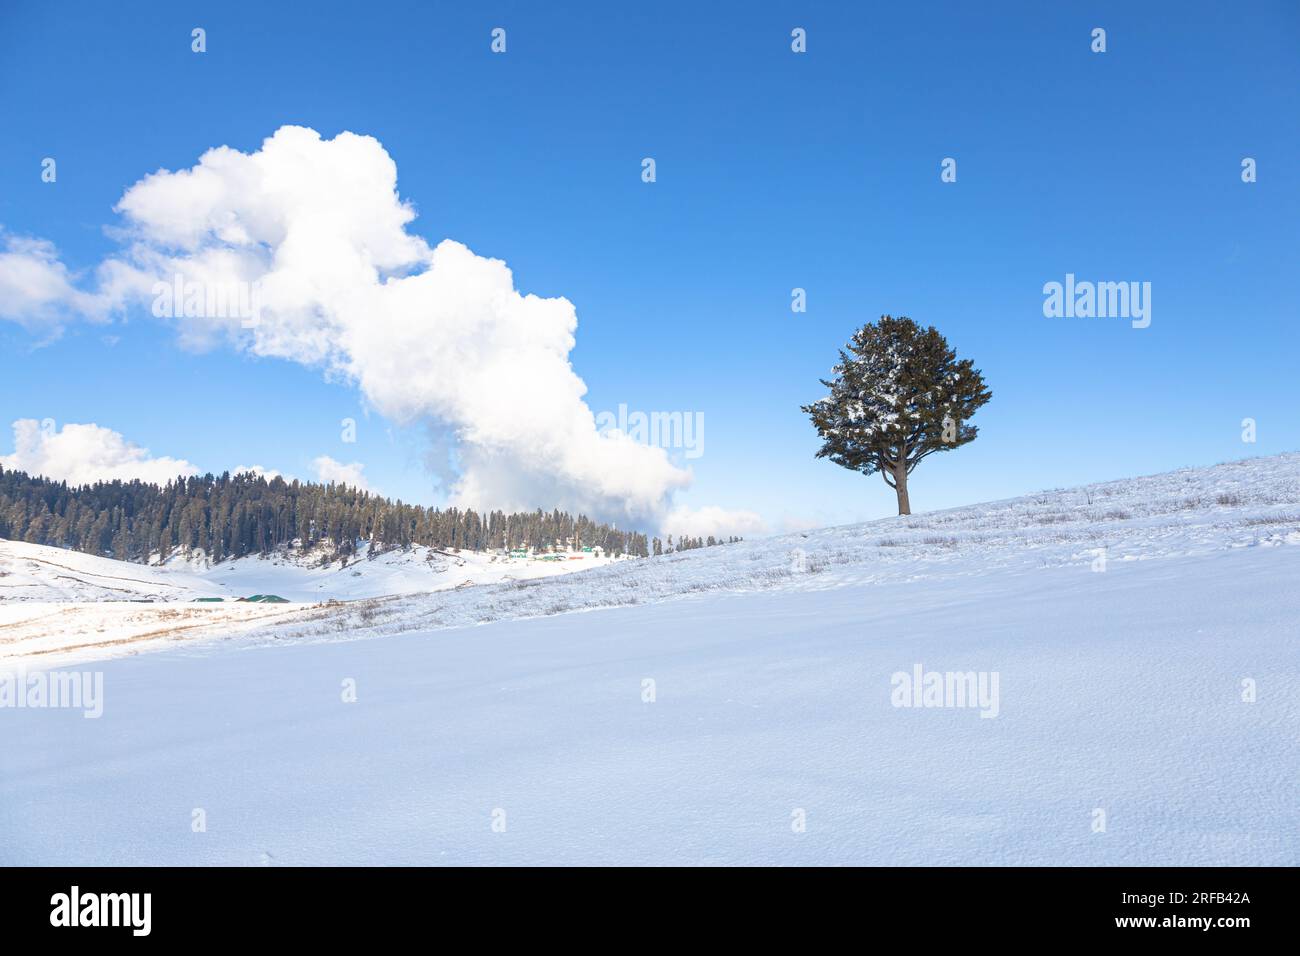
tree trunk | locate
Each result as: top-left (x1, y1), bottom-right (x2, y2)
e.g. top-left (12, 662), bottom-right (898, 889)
top-left (893, 461), bottom-right (911, 515)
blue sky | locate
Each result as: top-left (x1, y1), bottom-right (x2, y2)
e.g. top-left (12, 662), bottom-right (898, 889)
top-left (1, 0), bottom-right (1297, 533)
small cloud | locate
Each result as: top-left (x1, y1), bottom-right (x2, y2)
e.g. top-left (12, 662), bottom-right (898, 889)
top-left (0, 232), bottom-right (108, 332)
top-left (232, 464), bottom-right (290, 482)
top-left (1, 419), bottom-right (198, 486)
top-left (662, 505), bottom-right (767, 540)
top-left (311, 455), bottom-right (373, 492)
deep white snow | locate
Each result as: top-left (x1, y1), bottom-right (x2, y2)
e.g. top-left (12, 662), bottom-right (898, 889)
top-left (0, 538), bottom-right (620, 603)
top-left (1, 452), bottom-right (1297, 865)
top-left (0, 541), bottom-right (624, 663)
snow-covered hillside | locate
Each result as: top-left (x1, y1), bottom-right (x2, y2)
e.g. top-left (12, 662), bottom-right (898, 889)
top-left (272, 449), bottom-right (1300, 649)
top-left (1, 453), bottom-right (1297, 865)
top-left (8, 451), bottom-right (1295, 666)
top-left (0, 539), bottom-right (621, 604)
top-left (0, 539), bottom-right (223, 602)
top-left (0, 540), bottom-right (627, 663)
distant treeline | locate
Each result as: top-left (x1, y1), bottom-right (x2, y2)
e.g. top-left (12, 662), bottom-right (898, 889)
top-left (0, 467), bottom-right (680, 563)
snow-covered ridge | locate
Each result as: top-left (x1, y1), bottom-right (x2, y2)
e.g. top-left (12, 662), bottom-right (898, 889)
top-left (0, 541), bottom-right (216, 603)
top-left (266, 451), bottom-right (1298, 640)
top-left (3, 452), bottom-right (1297, 667)
top-left (0, 539), bottom-right (621, 604)
top-left (0, 540), bottom-right (623, 664)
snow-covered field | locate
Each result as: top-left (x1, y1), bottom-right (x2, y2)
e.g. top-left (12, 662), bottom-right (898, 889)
top-left (1, 453), bottom-right (1297, 864)
top-left (0, 538), bottom-right (618, 603)
top-left (0, 541), bottom-right (622, 664)
top-left (0, 539), bottom-right (223, 602)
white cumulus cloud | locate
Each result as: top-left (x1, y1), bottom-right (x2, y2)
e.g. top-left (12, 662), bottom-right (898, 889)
top-left (0, 127), bottom-right (758, 533)
top-left (1, 419), bottom-right (198, 487)
top-left (311, 455), bottom-right (373, 492)
top-left (100, 126), bottom-right (691, 523)
top-left (0, 234), bottom-right (108, 331)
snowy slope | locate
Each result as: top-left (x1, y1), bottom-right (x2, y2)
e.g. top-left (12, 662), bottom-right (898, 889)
top-left (1, 453), bottom-right (1297, 865)
top-left (0, 539), bottom-right (223, 602)
top-left (0, 539), bottom-right (621, 604)
top-left (282, 450), bottom-right (1298, 650)
top-left (163, 542), bottom-right (622, 602)
top-left (3, 452), bottom-right (1298, 666)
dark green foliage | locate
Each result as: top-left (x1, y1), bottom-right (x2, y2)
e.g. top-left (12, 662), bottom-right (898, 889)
top-left (0, 468), bottom-right (652, 562)
top-left (802, 315), bottom-right (991, 513)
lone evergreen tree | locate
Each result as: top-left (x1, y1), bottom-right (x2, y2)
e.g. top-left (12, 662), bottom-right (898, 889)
top-left (802, 315), bottom-right (991, 515)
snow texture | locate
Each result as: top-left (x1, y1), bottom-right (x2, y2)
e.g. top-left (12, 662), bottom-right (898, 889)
top-left (1, 453), bottom-right (1297, 864)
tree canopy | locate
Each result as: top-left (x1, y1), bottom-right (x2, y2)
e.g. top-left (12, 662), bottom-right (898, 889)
top-left (802, 315), bottom-right (991, 514)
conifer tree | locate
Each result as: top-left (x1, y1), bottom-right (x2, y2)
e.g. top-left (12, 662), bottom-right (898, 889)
top-left (802, 315), bottom-right (991, 515)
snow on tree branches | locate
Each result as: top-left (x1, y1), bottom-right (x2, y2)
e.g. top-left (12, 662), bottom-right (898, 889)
top-left (802, 315), bottom-right (991, 515)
